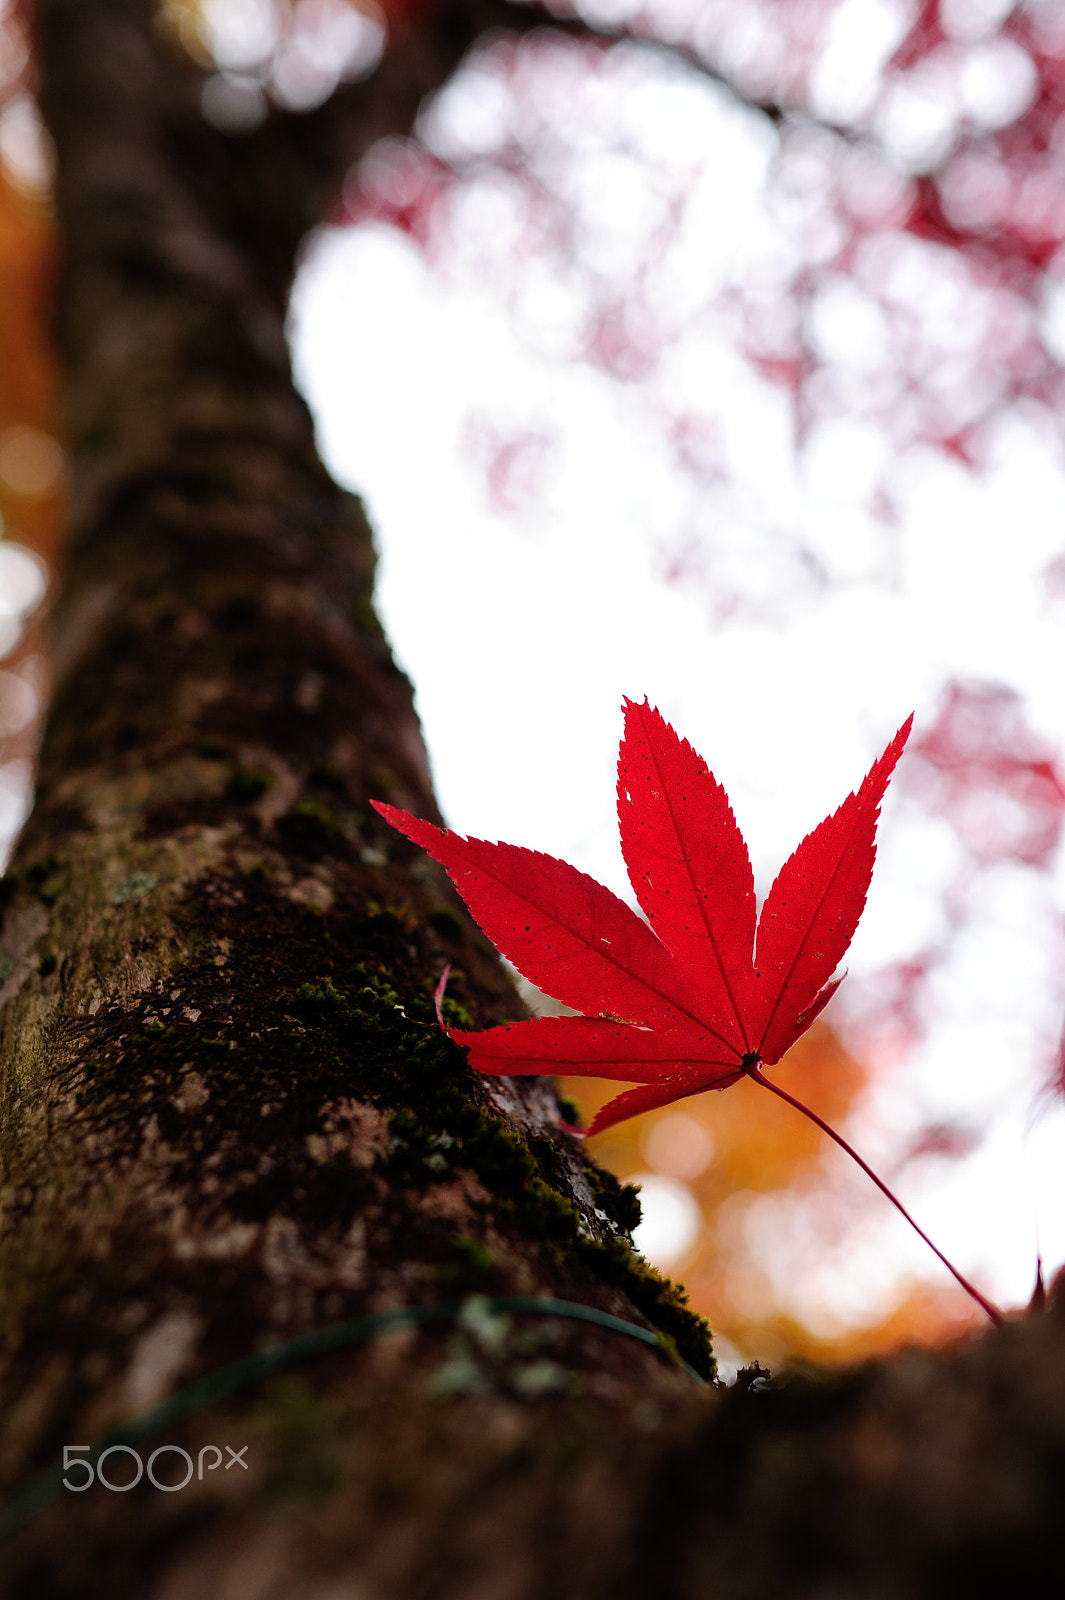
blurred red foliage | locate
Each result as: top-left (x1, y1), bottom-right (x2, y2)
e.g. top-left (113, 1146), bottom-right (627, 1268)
top-left (333, 1), bottom-right (1065, 477)
top-left (907, 679), bottom-right (1065, 868)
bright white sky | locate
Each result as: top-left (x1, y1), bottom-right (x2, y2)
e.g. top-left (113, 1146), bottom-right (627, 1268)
top-left (288, 33), bottom-right (1065, 1334)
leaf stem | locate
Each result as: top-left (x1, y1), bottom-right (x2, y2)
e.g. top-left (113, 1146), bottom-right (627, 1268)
top-left (745, 1063), bottom-right (1004, 1326)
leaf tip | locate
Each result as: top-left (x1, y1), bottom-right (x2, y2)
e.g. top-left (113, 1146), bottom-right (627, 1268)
top-left (370, 797), bottom-right (421, 833)
top-left (888, 711), bottom-right (916, 763)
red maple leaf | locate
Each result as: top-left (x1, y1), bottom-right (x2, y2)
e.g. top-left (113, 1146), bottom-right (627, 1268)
top-left (374, 699), bottom-right (910, 1129)
top-left (373, 700), bottom-right (1003, 1323)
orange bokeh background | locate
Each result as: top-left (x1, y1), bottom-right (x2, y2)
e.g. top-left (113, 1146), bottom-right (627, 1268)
top-left (564, 1020), bottom-right (984, 1368)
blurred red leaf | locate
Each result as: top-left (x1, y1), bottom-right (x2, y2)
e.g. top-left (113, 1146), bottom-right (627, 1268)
top-left (908, 681), bottom-right (1065, 867)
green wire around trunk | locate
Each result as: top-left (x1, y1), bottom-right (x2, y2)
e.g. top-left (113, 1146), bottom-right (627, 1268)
top-left (0, 1294), bottom-right (705, 1542)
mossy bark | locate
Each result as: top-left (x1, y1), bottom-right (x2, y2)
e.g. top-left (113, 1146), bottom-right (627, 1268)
top-left (1, 1), bottom-right (1064, 1595)
top-left (1, 0), bottom-right (711, 1588)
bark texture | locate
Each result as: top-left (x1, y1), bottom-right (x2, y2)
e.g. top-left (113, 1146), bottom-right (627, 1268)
top-left (0, 1), bottom-right (1062, 1596)
top-left (0, 0), bottom-right (711, 1588)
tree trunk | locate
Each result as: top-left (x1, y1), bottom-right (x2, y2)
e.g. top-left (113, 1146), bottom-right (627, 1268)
top-left (0, 2), bottom-right (1063, 1595)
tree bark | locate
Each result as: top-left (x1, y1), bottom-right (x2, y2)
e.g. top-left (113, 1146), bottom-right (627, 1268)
top-left (0, 2), bottom-right (1063, 1595)
top-left (0, 0), bottom-right (712, 1588)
